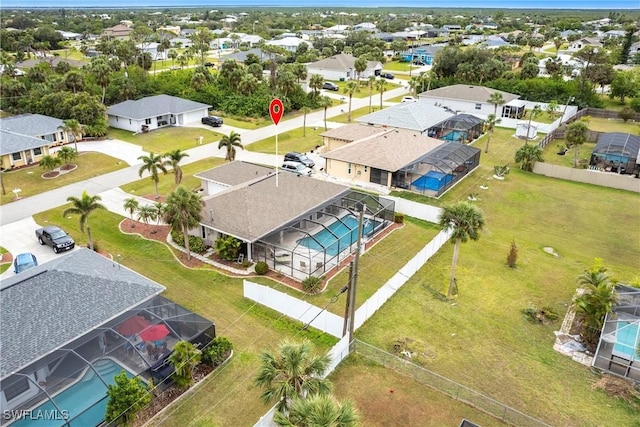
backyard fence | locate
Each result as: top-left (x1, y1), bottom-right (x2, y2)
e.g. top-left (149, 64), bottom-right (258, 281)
top-left (354, 340), bottom-right (551, 427)
top-left (532, 163), bottom-right (640, 193)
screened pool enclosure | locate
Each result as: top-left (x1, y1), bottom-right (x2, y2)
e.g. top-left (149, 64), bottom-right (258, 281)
top-left (252, 191), bottom-right (395, 280)
top-left (0, 296), bottom-right (215, 427)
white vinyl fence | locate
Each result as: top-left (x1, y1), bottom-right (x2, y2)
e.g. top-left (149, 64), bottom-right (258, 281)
top-left (386, 197), bottom-right (442, 223)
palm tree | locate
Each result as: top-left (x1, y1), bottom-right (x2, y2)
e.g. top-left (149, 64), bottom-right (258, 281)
top-left (375, 79), bottom-right (387, 110)
top-left (343, 81), bottom-right (359, 122)
top-left (238, 73), bottom-right (259, 95)
top-left (367, 75), bottom-right (376, 113)
top-left (354, 56), bottom-right (367, 82)
top-left (309, 73), bottom-right (324, 98)
top-left (153, 201), bottom-right (166, 231)
top-left (56, 146), bottom-right (77, 166)
top-left (168, 341), bottom-right (202, 389)
top-left (163, 149), bottom-right (189, 185)
top-left (137, 152), bottom-right (168, 199)
top-left (487, 92), bottom-right (505, 117)
top-left (565, 120), bottom-right (588, 168)
top-left (123, 197), bottom-right (139, 227)
top-left (273, 393), bottom-right (358, 427)
top-left (523, 105), bottom-right (542, 145)
top-left (218, 131), bottom-right (243, 162)
top-left (514, 143), bottom-right (543, 172)
top-left (320, 96), bottom-right (333, 131)
top-left (301, 106), bottom-right (311, 137)
top-left (163, 186), bottom-right (204, 261)
top-left (39, 155), bottom-right (61, 173)
top-left (255, 339), bottom-right (332, 412)
top-left (438, 201), bottom-right (485, 298)
top-left (483, 113), bottom-right (500, 154)
top-left (136, 204), bottom-right (157, 229)
top-left (89, 57), bottom-right (111, 104)
top-left (58, 119), bottom-right (82, 152)
top-left (63, 191), bottom-right (106, 251)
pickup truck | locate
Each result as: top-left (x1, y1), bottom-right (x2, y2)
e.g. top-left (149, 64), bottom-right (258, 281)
top-left (35, 226), bottom-right (75, 253)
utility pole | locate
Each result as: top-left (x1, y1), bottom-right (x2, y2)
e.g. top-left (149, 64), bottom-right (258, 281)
top-left (342, 262), bottom-right (354, 337)
top-left (346, 202), bottom-right (365, 348)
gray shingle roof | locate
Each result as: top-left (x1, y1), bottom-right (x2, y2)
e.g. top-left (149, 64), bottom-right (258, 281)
top-left (420, 85), bottom-right (519, 104)
top-left (106, 94), bottom-right (211, 120)
top-left (320, 123), bottom-right (389, 141)
top-left (0, 249), bottom-right (165, 378)
top-left (356, 102), bottom-right (455, 132)
top-left (195, 161), bottom-right (273, 187)
top-left (201, 172), bottom-right (349, 242)
top-left (322, 128), bottom-right (444, 171)
top-left (308, 53), bottom-right (380, 72)
top-left (0, 113), bottom-right (64, 137)
top-left (0, 130), bottom-right (50, 155)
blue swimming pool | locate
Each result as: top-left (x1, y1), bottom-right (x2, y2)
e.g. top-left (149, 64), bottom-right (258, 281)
top-left (442, 130), bottom-right (466, 142)
top-left (412, 171), bottom-right (454, 192)
top-left (297, 215), bottom-right (379, 256)
top-left (11, 359), bottom-right (135, 427)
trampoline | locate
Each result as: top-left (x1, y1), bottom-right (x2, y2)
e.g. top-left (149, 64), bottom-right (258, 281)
top-left (412, 171), bottom-right (454, 191)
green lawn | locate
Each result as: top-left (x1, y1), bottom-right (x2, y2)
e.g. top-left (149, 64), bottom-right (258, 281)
top-left (365, 127), bottom-right (640, 426)
top-left (246, 126), bottom-right (325, 154)
top-left (541, 140), bottom-right (595, 168)
top-left (120, 157), bottom-right (226, 197)
top-left (0, 152), bottom-right (126, 205)
top-left (214, 114), bottom-right (271, 129)
top-left (107, 127), bottom-right (224, 152)
top-left (383, 61), bottom-right (415, 73)
top-left (585, 117), bottom-right (640, 134)
top-left (330, 105), bottom-right (386, 124)
top-left (598, 94), bottom-right (629, 112)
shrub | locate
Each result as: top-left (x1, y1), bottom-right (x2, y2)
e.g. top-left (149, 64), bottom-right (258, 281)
top-left (394, 213), bottom-right (404, 224)
top-left (241, 259), bottom-right (252, 268)
top-left (302, 276), bottom-right (323, 294)
top-left (618, 106), bottom-right (635, 122)
top-left (214, 235), bottom-right (241, 261)
top-left (105, 371), bottom-right (151, 426)
top-left (202, 336), bottom-right (234, 367)
top-left (629, 97), bottom-right (640, 113)
top-left (507, 239), bottom-right (518, 268)
top-left (255, 261), bottom-right (269, 275)
top-left (170, 230), bottom-right (207, 254)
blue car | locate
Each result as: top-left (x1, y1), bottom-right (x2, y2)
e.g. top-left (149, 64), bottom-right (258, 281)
top-left (14, 253), bottom-right (38, 274)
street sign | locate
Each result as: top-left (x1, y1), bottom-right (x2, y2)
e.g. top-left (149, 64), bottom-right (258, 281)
top-left (269, 99), bottom-right (283, 125)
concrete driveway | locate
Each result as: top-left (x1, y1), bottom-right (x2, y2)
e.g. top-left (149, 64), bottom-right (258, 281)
top-left (52, 139), bottom-right (147, 166)
top-left (0, 217), bottom-right (78, 279)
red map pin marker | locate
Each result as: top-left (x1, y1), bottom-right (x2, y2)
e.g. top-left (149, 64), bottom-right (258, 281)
top-left (269, 99), bottom-right (284, 125)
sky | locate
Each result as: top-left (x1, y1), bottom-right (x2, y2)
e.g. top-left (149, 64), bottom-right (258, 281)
top-left (0, 0), bottom-right (638, 8)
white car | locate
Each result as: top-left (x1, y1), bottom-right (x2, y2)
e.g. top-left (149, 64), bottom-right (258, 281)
top-left (402, 96), bottom-right (417, 103)
top-left (281, 161), bottom-right (312, 176)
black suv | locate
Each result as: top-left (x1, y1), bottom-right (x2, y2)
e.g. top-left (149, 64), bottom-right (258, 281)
top-left (322, 82), bottom-right (339, 91)
top-left (284, 152), bottom-right (315, 168)
top-left (381, 72), bottom-right (395, 80)
top-left (201, 116), bottom-right (223, 127)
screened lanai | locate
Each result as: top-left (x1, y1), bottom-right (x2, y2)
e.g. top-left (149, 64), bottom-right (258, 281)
top-left (253, 190), bottom-right (395, 280)
top-left (589, 132), bottom-right (640, 175)
top-left (428, 114), bottom-right (485, 143)
top-left (592, 285), bottom-right (640, 382)
top-left (0, 295), bottom-right (215, 427)
top-left (392, 142), bottom-right (481, 198)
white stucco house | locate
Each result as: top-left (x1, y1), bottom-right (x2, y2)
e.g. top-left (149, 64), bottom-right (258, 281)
top-left (265, 37), bottom-right (311, 53)
top-left (306, 53), bottom-right (382, 81)
top-left (107, 95), bottom-right (211, 133)
top-left (418, 84), bottom-right (523, 119)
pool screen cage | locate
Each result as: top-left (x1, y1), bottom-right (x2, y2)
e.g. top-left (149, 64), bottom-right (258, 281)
top-left (592, 285), bottom-right (640, 382)
top-left (0, 296), bottom-right (215, 427)
top-left (253, 191), bottom-right (395, 280)
top-left (394, 142), bottom-right (481, 197)
top-left (428, 114), bottom-right (485, 143)
top-left (589, 133), bottom-right (640, 175)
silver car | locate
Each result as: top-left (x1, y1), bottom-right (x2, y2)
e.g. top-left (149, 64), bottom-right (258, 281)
top-left (281, 161), bottom-right (312, 176)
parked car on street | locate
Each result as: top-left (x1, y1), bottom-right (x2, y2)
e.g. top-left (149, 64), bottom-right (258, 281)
top-left (381, 72), bottom-right (395, 80)
top-left (401, 96), bottom-right (417, 103)
top-left (202, 115), bottom-right (223, 127)
top-left (284, 152), bottom-right (315, 168)
top-left (322, 82), bottom-right (339, 91)
top-left (281, 161), bottom-right (312, 176)
top-left (14, 252), bottom-right (38, 274)
top-left (35, 225), bottom-right (75, 253)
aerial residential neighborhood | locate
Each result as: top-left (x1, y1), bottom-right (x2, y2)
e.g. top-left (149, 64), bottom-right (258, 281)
top-left (0, 3), bottom-right (639, 427)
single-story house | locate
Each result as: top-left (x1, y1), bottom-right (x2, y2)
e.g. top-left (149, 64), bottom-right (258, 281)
top-left (418, 84), bottom-right (522, 119)
top-left (265, 37), bottom-right (312, 53)
top-left (356, 103), bottom-right (455, 135)
top-left (568, 37), bottom-right (603, 52)
top-left (592, 285), bottom-right (640, 382)
top-left (306, 53), bottom-right (382, 81)
top-left (0, 114), bottom-right (68, 169)
top-left (224, 48), bottom-right (272, 63)
top-left (107, 94), bottom-right (211, 133)
top-left (137, 42), bottom-right (168, 61)
top-left (629, 41), bottom-right (640, 59)
top-left (15, 57), bottom-right (87, 70)
top-left (0, 249), bottom-right (215, 427)
top-left (402, 46), bottom-right (441, 65)
top-left (101, 24), bottom-right (133, 40)
top-left (322, 126), bottom-right (480, 197)
top-left (320, 123), bottom-right (390, 152)
top-left (196, 162), bottom-right (395, 279)
top-left (589, 132), bottom-right (640, 175)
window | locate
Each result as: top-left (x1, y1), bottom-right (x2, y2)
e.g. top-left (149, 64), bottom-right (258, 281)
top-left (156, 116), bottom-right (163, 121)
top-left (145, 118), bottom-right (152, 125)
top-left (4, 376), bottom-right (30, 401)
top-left (12, 152), bottom-right (21, 161)
top-left (347, 163), bottom-right (352, 174)
top-left (364, 166), bottom-right (368, 173)
top-left (33, 147), bottom-right (42, 156)
top-left (475, 103), bottom-right (482, 110)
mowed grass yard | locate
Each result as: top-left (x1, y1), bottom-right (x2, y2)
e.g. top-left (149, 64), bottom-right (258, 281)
top-left (363, 127), bottom-right (640, 425)
top-left (0, 152), bottom-right (126, 205)
top-left (108, 127), bottom-right (224, 152)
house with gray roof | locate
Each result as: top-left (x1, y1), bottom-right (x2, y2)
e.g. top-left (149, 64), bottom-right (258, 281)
top-left (0, 114), bottom-right (68, 169)
top-left (306, 53), bottom-right (382, 81)
top-left (0, 248), bottom-right (216, 426)
top-left (107, 94), bottom-right (211, 133)
top-left (195, 162), bottom-right (395, 279)
top-left (418, 84), bottom-right (521, 118)
top-left (356, 102), bottom-right (455, 135)
top-left (320, 123), bottom-right (390, 151)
